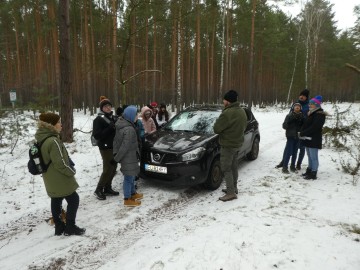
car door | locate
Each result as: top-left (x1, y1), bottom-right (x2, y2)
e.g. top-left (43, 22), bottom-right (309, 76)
top-left (239, 108), bottom-right (255, 158)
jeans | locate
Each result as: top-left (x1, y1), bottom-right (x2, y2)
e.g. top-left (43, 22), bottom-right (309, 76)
top-left (220, 146), bottom-right (241, 194)
top-left (51, 191), bottom-right (79, 224)
top-left (306, 147), bottom-right (319, 171)
top-left (283, 137), bottom-right (300, 168)
top-left (297, 140), bottom-right (305, 165)
top-left (123, 175), bottom-right (136, 199)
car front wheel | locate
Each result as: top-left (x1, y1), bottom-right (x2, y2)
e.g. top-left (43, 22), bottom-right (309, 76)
top-left (246, 136), bottom-right (259, 160)
top-left (204, 158), bottom-right (222, 190)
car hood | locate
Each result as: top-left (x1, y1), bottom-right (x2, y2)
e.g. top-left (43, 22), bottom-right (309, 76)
top-left (145, 130), bottom-right (217, 152)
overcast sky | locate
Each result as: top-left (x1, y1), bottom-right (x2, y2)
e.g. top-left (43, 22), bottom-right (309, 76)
top-left (275, 0), bottom-right (358, 30)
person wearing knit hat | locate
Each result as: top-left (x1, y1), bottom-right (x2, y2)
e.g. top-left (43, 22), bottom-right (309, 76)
top-left (39, 112), bottom-right (61, 126)
top-left (276, 88), bottom-right (311, 171)
top-left (214, 89), bottom-right (247, 202)
top-left (223, 90), bottom-right (238, 103)
top-left (299, 95), bottom-right (327, 180)
top-left (92, 95), bottom-right (119, 200)
top-left (113, 105), bottom-right (143, 207)
top-left (309, 95), bottom-right (323, 107)
top-left (35, 112), bottom-right (85, 236)
top-left (280, 103), bottom-right (305, 174)
top-left (299, 89), bottom-right (309, 100)
top-left (99, 96), bottom-right (113, 112)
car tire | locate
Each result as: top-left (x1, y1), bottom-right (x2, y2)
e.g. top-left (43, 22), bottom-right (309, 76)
top-left (204, 158), bottom-right (222, 190)
top-left (246, 136), bottom-right (259, 160)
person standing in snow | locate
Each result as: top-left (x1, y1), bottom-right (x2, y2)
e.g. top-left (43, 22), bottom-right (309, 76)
top-left (113, 106), bottom-right (143, 207)
top-left (140, 105), bottom-right (157, 135)
top-left (35, 112), bottom-right (85, 236)
top-left (92, 96), bottom-right (119, 200)
top-left (214, 90), bottom-right (247, 202)
top-left (299, 95), bottom-right (327, 180)
top-left (281, 103), bottom-right (305, 173)
top-left (276, 89), bottom-right (310, 170)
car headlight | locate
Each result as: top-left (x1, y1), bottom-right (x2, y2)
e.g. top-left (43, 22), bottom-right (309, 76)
top-left (181, 147), bottom-right (206, 161)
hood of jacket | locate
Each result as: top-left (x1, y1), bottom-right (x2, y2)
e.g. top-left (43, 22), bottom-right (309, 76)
top-left (141, 106), bottom-right (153, 119)
top-left (123, 105), bottom-right (137, 123)
top-left (35, 120), bottom-right (60, 142)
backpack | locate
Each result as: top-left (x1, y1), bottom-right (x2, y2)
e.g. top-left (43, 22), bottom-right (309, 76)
top-left (27, 136), bottom-right (54, 175)
top-left (91, 113), bottom-right (112, 146)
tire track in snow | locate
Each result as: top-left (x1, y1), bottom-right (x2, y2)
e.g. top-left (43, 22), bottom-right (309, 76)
top-left (27, 186), bottom-right (214, 269)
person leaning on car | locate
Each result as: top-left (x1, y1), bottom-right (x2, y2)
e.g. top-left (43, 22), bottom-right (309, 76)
top-left (213, 90), bottom-right (247, 202)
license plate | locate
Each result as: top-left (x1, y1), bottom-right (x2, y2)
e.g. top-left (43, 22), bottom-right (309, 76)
top-left (145, 164), bottom-right (167, 174)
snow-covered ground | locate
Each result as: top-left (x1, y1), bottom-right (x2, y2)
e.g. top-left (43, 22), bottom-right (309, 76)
top-left (0, 103), bottom-right (359, 270)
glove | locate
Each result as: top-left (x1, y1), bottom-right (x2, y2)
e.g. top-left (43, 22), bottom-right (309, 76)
top-left (110, 159), bottom-right (117, 165)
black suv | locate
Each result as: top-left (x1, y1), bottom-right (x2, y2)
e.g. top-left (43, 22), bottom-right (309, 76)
top-left (139, 104), bottom-right (260, 190)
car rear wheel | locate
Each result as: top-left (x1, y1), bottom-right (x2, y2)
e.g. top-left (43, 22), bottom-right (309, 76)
top-left (204, 158), bottom-right (222, 190)
top-left (246, 136), bottom-right (259, 160)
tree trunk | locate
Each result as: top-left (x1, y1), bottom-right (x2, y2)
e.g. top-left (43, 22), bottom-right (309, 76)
top-left (248, 0), bottom-right (256, 110)
top-left (59, 0), bottom-right (73, 142)
top-left (195, 0), bottom-right (201, 103)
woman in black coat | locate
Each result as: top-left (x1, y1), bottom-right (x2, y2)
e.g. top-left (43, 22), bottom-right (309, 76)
top-left (299, 95), bottom-right (326, 180)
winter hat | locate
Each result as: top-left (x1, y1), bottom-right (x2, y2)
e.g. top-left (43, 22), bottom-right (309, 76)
top-left (39, 112), bottom-right (60, 126)
top-left (123, 105), bottom-right (138, 123)
top-left (293, 102), bottom-right (302, 110)
top-left (309, 95), bottom-right (323, 107)
top-left (150, 102), bottom-right (158, 108)
top-left (99, 96), bottom-right (112, 111)
top-left (223, 90), bottom-right (238, 103)
top-left (299, 89), bottom-right (310, 99)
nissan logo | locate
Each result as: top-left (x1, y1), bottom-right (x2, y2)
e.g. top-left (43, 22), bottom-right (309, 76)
top-left (153, 153), bottom-right (161, 162)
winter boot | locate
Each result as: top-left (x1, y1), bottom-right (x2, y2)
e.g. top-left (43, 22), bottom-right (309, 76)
top-left (275, 161), bottom-right (283, 168)
top-left (304, 171), bottom-right (317, 180)
top-left (64, 221), bottom-right (86, 236)
top-left (221, 188), bottom-right (239, 194)
top-left (103, 186), bottom-right (119, 196)
top-left (290, 165), bottom-right (296, 172)
top-left (124, 198), bottom-right (141, 207)
top-left (302, 168), bottom-right (311, 177)
top-left (131, 193), bottom-right (143, 200)
top-left (219, 193), bottom-right (237, 202)
top-left (296, 163), bottom-right (301, 170)
top-left (282, 167), bottom-right (290, 174)
top-left (54, 221), bottom-right (66, 236)
top-left (94, 187), bottom-right (106, 200)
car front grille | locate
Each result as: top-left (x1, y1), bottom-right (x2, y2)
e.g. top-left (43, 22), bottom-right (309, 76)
top-left (149, 152), bottom-right (179, 164)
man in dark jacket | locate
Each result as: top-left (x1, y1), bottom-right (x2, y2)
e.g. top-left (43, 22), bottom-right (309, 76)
top-left (214, 90), bottom-right (247, 202)
top-left (92, 96), bottom-right (119, 200)
top-left (299, 95), bottom-right (326, 180)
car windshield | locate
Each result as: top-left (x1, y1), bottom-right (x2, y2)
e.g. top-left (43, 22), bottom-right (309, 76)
top-left (165, 110), bottom-right (221, 134)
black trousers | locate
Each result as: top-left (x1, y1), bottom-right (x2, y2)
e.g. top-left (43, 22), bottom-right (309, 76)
top-left (97, 149), bottom-right (117, 189)
top-left (51, 191), bottom-right (79, 225)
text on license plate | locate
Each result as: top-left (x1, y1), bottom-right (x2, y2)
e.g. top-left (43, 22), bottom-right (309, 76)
top-left (145, 164), bottom-right (167, 174)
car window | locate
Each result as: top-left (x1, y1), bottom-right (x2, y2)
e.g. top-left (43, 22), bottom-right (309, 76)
top-left (166, 110), bottom-right (221, 134)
